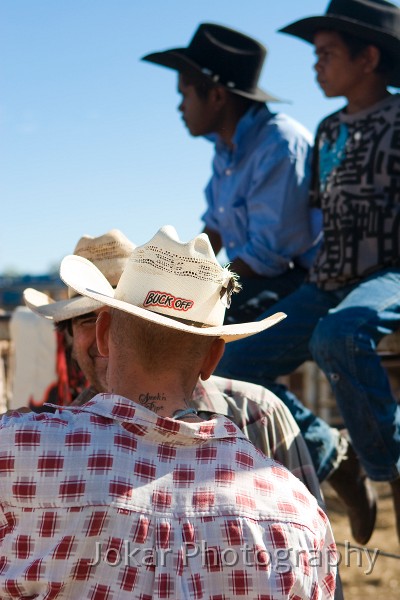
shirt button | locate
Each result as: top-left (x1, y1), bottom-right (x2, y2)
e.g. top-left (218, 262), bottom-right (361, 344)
top-left (218, 207), bottom-right (225, 213)
top-left (228, 241), bottom-right (235, 248)
top-left (225, 168), bottom-right (232, 176)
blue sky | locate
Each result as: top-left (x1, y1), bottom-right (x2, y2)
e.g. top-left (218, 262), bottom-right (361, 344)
top-left (0, 0), bottom-right (348, 275)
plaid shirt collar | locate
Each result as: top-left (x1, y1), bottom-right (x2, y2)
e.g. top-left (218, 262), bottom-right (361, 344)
top-left (57, 392), bottom-right (247, 445)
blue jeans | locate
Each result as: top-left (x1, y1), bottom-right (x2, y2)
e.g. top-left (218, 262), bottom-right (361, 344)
top-left (216, 268), bottom-right (400, 482)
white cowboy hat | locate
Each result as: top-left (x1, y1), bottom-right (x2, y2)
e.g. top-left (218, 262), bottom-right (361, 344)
top-left (24, 229), bottom-right (136, 322)
top-left (60, 225), bottom-right (286, 343)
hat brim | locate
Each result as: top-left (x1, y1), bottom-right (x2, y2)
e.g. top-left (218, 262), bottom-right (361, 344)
top-left (23, 288), bottom-right (105, 323)
top-left (60, 255), bottom-right (286, 343)
top-left (279, 16), bottom-right (400, 87)
top-left (142, 48), bottom-right (284, 103)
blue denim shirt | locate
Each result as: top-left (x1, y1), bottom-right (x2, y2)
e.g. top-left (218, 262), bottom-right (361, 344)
top-left (202, 104), bottom-right (322, 276)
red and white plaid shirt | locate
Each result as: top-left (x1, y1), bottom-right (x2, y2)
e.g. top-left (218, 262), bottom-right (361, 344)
top-left (0, 394), bottom-right (336, 599)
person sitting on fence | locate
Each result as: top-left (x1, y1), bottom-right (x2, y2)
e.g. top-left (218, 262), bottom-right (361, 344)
top-left (216, 0), bottom-right (400, 544)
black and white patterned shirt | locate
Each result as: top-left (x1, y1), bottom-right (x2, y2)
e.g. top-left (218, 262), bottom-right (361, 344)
top-left (309, 94), bottom-right (400, 290)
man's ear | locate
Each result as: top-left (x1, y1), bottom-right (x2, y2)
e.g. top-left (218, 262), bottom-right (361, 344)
top-left (96, 309), bottom-right (111, 357)
top-left (364, 45), bottom-right (381, 74)
top-left (208, 84), bottom-right (228, 109)
top-left (200, 337), bottom-right (225, 381)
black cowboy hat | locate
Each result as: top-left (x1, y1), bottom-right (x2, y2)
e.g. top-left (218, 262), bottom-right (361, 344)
top-left (279, 0), bottom-right (400, 87)
top-left (142, 22), bottom-right (282, 103)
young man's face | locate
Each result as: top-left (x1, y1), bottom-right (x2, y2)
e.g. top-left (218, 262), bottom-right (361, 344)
top-left (70, 309), bottom-right (107, 393)
top-left (177, 74), bottom-right (219, 137)
top-left (313, 30), bottom-right (370, 99)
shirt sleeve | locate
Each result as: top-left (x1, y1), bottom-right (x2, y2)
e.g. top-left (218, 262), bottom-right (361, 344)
top-left (201, 179), bottom-right (221, 234)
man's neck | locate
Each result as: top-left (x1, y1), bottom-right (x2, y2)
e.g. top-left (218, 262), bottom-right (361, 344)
top-left (109, 373), bottom-right (199, 419)
top-left (216, 120), bottom-right (239, 147)
top-left (345, 82), bottom-right (390, 115)
top-left (215, 102), bottom-right (252, 147)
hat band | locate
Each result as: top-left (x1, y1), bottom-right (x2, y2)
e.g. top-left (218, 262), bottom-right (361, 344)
top-left (155, 312), bottom-right (210, 329)
top-left (201, 67), bottom-right (237, 90)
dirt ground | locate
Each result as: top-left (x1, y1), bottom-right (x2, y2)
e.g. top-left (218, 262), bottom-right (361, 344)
top-left (322, 481), bottom-right (400, 599)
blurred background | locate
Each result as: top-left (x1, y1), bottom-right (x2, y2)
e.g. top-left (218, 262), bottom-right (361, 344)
top-left (0, 0), bottom-right (346, 279)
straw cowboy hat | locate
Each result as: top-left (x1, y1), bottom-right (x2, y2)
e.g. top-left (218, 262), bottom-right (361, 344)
top-left (24, 229), bottom-right (136, 322)
top-left (60, 225), bottom-right (286, 343)
top-left (279, 0), bottom-right (400, 87)
top-left (142, 22), bottom-right (282, 103)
